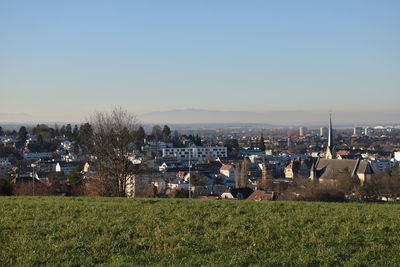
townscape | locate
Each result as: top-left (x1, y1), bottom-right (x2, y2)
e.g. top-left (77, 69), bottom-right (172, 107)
top-left (1, 110), bottom-right (399, 202)
top-left (2, 1), bottom-right (400, 265)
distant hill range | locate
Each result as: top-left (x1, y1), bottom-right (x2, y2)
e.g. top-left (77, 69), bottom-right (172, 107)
top-left (1, 109), bottom-right (398, 129)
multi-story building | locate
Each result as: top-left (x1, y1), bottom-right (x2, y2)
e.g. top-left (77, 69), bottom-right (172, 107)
top-left (162, 146), bottom-right (227, 161)
top-left (142, 141), bottom-right (173, 155)
top-left (364, 127), bottom-right (373, 136)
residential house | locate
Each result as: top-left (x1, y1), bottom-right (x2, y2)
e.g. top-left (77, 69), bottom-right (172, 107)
top-left (220, 164), bottom-right (235, 183)
top-left (220, 188), bottom-right (254, 200)
top-left (284, 159), bottom-right (311, 179)
top-left (55, 162), bottom-right (80, 176)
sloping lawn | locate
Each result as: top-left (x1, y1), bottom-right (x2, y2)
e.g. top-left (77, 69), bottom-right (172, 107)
top-left (1, 197), bottom-right (399, 266)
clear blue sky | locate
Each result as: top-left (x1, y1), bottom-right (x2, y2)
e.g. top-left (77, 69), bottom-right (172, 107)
top-left (0, 0), bottom-right (399, 123)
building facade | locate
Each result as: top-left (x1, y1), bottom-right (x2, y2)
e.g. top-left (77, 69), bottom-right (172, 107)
top-left (162, 146), bottom-right (227, 161)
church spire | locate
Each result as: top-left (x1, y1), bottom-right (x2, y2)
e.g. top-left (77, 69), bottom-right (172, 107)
top-left (328, 113), bottom-right (333, 148)
top-left (325, 113), bottom-right (336, 159)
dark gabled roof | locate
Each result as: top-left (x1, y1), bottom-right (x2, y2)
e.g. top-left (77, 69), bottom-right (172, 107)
top-left (229, 188), bottom-right (254, 199)
top-left (57, 162), bottom-right (80, 167)
top-left (37, 171), bottom-right (66, 180)
top-left (315, 159), bottom-right (373, 179)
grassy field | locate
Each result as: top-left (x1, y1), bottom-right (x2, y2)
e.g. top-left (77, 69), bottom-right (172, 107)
top-left (1, 197), bottom-right (400, 266)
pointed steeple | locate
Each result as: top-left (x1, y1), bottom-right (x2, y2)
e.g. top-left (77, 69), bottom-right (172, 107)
top-left (325, 113), bottom-right (336, 159)
top-left (328, 113), bottom-right (333, 148)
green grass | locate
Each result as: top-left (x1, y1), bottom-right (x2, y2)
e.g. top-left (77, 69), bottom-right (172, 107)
top-left (1, 197), bottom-right (400, 266)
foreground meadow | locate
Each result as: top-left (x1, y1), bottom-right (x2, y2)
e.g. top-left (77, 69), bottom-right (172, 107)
top-left (0, 197), bottom-right (399, 266)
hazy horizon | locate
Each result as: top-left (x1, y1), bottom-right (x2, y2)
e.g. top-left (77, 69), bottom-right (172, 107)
top-left (1, 108), bottom-right (399, 127)
top-left (1, 1), bottom-right (399, 124)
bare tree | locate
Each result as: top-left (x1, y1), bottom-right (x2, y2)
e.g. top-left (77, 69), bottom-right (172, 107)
top-left (235, 157), bottom-right (250, 188)
top-left (334, 168), bottom-right (360, 195)
top-left (235, 162), bottom-right (242, 188)
top-left (88, 107), bottom-right (140, 197)
top-left (151, 125), bottom-right (162, 140)
top-left (13, 181), bottom-right (57, 196)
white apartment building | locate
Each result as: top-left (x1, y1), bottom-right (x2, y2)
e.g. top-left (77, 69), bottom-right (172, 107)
top-left (162, 146), bottom-right (227, 161)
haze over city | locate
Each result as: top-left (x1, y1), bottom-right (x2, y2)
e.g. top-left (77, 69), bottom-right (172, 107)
top-left (1, 0), bottom-right (399, 124)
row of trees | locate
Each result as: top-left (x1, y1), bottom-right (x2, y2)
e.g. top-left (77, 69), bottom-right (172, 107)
top-left (1, 123), bottom-right (179, 154)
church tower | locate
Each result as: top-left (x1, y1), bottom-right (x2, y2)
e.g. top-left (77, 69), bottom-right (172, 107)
top-left (325, 114), bottom-right (336, 159)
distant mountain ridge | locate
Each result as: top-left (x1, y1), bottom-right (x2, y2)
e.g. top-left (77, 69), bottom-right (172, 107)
top-left (1, 109), bottom-right (398, 128)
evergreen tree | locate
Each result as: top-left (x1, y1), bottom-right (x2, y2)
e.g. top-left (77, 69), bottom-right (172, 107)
top-left (54, 124), bottom-right (60, 137)
top-left (195, 135), bottom-right (202, 146)
top-left (37, 134), bottom-right (44, 145)
top-left (60, 125), bottom-right (66, 137)
top-left (72, 142), bottom-right (80, 155)
top-left (78, 123), bottom-right (93, 152)
top-left (17, 126), bottom-right (28, 144)
top-left (135, 126), bottom-right (146, 150)
top-left (172, 130), bottom-right (183, 147)
top-left (65, 124), bottom-right (73, 140)
top-left (225, 138), bottom-right (239, 157)
top-left (31, 124), bottom-right (52, 141)
top-left (162, 125), bottom-right (171, 141)
top-left (72, 125), bottom-right (79, 141)
top-left (0, 126), bottom-right (4, 136)
top-left (48, 127), bottom-right (56, 139)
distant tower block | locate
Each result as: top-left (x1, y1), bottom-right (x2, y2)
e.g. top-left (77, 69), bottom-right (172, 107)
top-left (353, 127), bottom-right (362, 136)
top-left (300, 127), bottom-right (307, 136)
top-left (320, 127), bottom-right (328, 137)
top-left (364, 127), bottom-right (373, 136)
